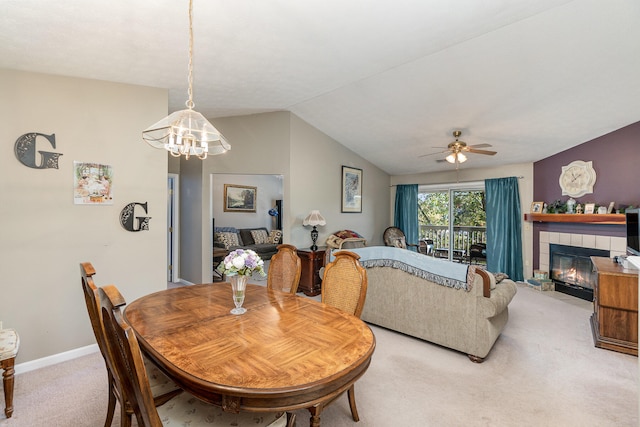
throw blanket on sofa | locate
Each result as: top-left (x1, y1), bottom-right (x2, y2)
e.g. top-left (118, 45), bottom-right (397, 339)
top-left (339, 246), bottom-right (472, 291)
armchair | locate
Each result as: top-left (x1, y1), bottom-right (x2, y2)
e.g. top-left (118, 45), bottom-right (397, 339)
top-left (383, 226), bottom-right (418, 251)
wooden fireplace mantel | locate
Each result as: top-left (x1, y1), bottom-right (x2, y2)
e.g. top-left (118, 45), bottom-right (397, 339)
top-left (524, 213), bottom-right (625, 225)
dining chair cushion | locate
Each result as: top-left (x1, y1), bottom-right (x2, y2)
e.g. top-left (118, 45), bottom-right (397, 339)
top-left (157, 393), bottom-right (287, 426)
top-left (0, 329), bottom-right (19, 360)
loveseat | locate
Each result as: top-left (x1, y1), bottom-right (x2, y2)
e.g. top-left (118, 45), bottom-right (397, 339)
top-left (214, 227), bottom-right (282, 260)
top-left (340, 246), bottom-right (517, 362)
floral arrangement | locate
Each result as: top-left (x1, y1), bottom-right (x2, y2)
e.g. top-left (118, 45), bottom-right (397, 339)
top-left (217, 248), bottom-right (266, 277)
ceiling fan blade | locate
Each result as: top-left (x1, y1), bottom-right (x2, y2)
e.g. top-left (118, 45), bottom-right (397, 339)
top-left (436, 158), bottom-right (447, 163)
top-left (466, 148), bottom-right (497, 155)
top-left (467, 143), bottom-right (492, 149)
top-left (419, 149), bottom-right (449, 158)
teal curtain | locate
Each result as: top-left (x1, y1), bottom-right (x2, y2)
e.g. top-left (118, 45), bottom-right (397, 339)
top-left (394, 184), bottom-right (419, 251)
top-left (485, 177), bottom-right (523, 281)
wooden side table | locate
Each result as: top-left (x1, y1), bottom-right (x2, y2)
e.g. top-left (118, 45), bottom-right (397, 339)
top-left (212, 247), bottom-right (229, 282)
top-left (297, 247), bottom-right (326, 296)
top-left (590, 256), bottom-right (638, 356)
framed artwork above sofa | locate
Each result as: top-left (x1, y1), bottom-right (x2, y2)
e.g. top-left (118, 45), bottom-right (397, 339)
top-left (224, 184), bottom-right (256, 212)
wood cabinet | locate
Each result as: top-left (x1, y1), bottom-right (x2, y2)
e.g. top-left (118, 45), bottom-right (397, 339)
top-left (590, 256), bottom-right (638, 356)
top-left (297, 247), bottom-right (326, 296)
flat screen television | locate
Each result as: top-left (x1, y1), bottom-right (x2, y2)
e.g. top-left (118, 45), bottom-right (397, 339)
top-left (626, 208), bottom-right (640, 256)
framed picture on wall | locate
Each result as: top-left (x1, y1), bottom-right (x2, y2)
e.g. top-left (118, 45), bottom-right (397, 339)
top-left (342, 166), bottom-right (362, 213)
top-left (224, 184), bottom-right (257, 212)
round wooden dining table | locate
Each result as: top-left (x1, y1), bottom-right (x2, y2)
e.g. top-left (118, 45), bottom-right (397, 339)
top-left (124, 283), bottom-right (376, 427)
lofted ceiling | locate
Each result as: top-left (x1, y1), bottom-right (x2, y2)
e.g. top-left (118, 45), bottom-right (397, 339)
top-left (1, 0), bottom-right (639, 176)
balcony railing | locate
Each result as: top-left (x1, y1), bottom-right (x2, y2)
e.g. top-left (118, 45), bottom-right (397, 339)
top-left (419, 225), bottom-right (486, 261)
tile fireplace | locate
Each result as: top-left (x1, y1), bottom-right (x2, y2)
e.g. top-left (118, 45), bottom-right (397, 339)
top-left (537, 231), bottom-right (626, 300)
top-left (549, 244), bottom-right (609, 301)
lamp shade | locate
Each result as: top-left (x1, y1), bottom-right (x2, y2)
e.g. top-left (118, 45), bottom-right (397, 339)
top-left (142, 109), bottom-right (231, 159)
top-left (445, 152), bottom-right (467, 164)
top-left (303, 210), bottom-right (326, 227)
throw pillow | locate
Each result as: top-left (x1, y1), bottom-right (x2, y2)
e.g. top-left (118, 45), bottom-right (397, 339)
top-left (269, 230), bottom-right (283, 244)
top-left (494, 272), bottom-right (509, 283)
top-left (251, 229), bottom-right (269, 245)
top-left (217, 232), bottom-right (239, 249)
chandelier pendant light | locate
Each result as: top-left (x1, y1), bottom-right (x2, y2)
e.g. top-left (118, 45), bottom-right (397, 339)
top-left (142, 0), bottom-right (230, 160)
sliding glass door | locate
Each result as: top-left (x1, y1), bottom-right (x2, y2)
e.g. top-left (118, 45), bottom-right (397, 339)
top-left (418, 185), bottom-right (486, 262)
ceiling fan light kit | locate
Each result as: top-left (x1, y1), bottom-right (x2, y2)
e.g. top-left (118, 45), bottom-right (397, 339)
top-left (422, 130), bottom-right (497, 166)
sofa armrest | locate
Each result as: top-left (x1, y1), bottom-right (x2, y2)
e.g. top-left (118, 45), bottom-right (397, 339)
top-left (477, 279), bottom-right (517, 318)
top-left (476, 268), bottom-right (492, 298)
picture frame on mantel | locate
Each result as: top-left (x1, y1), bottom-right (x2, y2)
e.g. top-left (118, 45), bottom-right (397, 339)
top-left (584, 203), bottom-right (595, 214)
top-left (531, 201), bottom-right (544, 213)
top-left (224, 184), bottom-right (256, 212)
top-left (341, 166), bottom-right (362, 213)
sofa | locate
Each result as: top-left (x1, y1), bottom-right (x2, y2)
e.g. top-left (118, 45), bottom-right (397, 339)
top-left (340, 246), bottom-right (517, 362)
top-left (214, 227), bottom-right (282, 261)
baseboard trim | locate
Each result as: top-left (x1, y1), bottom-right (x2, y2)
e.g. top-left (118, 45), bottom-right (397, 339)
top-left (15, 344), bottom-right (99, 375)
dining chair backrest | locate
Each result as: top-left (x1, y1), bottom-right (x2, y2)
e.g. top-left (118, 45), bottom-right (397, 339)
top-left (99, 285), bottom-right (162, 427)
top-left (80, 263), bottom-right (111, 360)
top-left (321, 251), bottom-right (368, 318)
top-left (267, 244), bottom-right (302, 294)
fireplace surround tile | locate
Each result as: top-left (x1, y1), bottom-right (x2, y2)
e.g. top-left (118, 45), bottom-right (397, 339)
top-left (581, 234), bottom-right (596, 248)
top-left (595, 235), bottom-right (611, 251)
top-left (559, 233), bottom-right (572, 245)
top-left (540, 242), bottom-right (549, 262)
top-left (570, 234), bottom-right (583, 247)
top-left (540, 231), bottom-right (549, 244)
top-left (611, 236), bottom-right (627, 253)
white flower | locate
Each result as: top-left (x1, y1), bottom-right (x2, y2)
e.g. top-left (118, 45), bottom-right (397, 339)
top-left (217, 249), bottom-right (266, 277)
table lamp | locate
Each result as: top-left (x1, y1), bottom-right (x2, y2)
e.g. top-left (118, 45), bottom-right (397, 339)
top-left (303, 210), bottom-right (326, 251)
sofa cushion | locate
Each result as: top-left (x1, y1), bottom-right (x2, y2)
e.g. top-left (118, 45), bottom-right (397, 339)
top-left (251, 229), bottom-right (270, 244)
top-left (217, 232), bottom-right (239, 249)
top-left (269, 230), bottom-right (283, 244)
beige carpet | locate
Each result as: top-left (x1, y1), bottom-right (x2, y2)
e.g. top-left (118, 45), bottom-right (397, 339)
top-left (1, 284), bottom-right (637, 426)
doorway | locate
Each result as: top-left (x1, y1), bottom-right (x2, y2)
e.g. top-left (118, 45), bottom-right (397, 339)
top-left (168, 174), bottom-right (179, 282)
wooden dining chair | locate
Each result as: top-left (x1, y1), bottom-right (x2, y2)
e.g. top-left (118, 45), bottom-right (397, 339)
top-left (267, 244), bottom-right (302, 294)
top-left (98, 284), bottom-right (295, 427)
top-left (80, 262), bottom-right (181, 427)
top-left (321, 250), bottom-right (368, 421)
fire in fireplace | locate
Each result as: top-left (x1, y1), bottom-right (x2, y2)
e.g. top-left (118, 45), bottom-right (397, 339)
top-left (549, 244), bottom-right (610, 301)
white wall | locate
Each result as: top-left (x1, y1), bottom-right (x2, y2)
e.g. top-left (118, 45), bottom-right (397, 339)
top-left (0, 69), bottom-right (169, 363)
top-left (391, 162), bottom-right (534, 278)
top-left (212, 174), bottom-right (283, 230)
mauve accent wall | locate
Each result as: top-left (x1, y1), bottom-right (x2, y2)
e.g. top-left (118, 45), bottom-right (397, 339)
top-left (531, 120), bottom-right (640, 268)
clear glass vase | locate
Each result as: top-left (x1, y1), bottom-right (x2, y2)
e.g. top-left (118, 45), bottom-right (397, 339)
top-left (229, 275), bottom-right (248, 315)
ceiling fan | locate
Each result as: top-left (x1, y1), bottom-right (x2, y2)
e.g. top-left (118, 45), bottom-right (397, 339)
top-left (421, 130), bottom-right (497, 166)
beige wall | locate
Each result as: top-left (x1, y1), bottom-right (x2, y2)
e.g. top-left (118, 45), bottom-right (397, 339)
top-left (391, 163), bottom-right (535, 278)
top-left (289, 114), bottom-right (390, 248)
top-left (0, 69), bottom-right (169, 363)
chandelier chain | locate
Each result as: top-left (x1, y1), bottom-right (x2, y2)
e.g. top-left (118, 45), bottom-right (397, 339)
top-left (186, 0), bottom-right (195, 110)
